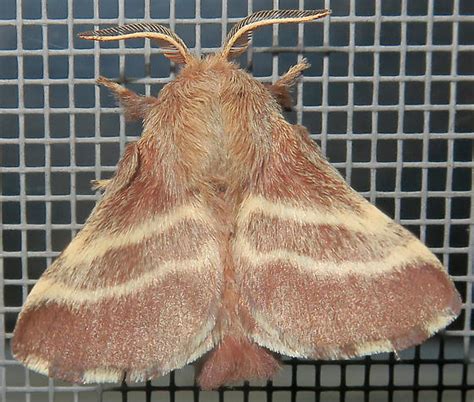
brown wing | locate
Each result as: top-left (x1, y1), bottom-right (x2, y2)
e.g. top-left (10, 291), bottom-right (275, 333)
top-left (235, 122), bottom-right (461, 359)
top-left (12, 139), bottom-right (222, 383)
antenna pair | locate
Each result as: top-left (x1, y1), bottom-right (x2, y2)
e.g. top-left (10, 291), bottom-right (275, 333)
top-left (79, 9), bottom-right (331, 64)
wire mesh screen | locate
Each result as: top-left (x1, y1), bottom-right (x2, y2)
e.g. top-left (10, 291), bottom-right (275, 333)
top-left (1, 0), bottom-right (473, 401)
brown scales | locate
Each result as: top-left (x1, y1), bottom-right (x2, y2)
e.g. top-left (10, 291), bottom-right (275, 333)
top-left (13, 9), bottom-right (461, 390)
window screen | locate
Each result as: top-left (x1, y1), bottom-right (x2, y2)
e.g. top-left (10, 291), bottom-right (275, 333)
top-left (1, 0), bottom-right (473, 401)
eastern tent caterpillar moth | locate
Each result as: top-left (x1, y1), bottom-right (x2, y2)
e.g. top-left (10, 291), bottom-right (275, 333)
top-left (12, 9), bottom-right (461, 390)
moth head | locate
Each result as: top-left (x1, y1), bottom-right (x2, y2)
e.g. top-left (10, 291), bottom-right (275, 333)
top-left (78, 11), bottom-right (331, 114)
top-left (78, 9), bottom-right (330, 66)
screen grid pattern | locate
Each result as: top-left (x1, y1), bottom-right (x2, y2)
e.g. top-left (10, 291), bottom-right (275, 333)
top-left (0, 0), bottom-right (473, 401)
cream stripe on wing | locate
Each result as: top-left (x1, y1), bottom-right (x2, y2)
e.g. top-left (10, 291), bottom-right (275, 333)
top-left (25, 243), bottom-right (220, 305)
top-left (235, 236), bottom-right (441, 277)
top-left (61, 203), bottom-right (213, 265)
top-left (237, 196), bottom-right (391, 234)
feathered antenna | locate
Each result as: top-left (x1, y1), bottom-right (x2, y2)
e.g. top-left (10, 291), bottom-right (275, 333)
top-left (79, 23), bottom-right (192, 64)
top-left (221, 9), bottom-right (330, 60)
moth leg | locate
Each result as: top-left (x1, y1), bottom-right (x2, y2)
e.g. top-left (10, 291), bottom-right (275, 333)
top-left (90, 141), bottom-right (139, 194)
top-left (90, 178), bottom-right (111, 191)
top-left (97, 76), bottom-right (158, 121)
top-left (277, 58), bottom-right (310, 87)
top-left (266, 58), bottom-right (310, 110)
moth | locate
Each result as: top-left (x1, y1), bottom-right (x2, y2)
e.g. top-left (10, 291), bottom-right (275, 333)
top-left (12, 9), bottom-right (461, 390)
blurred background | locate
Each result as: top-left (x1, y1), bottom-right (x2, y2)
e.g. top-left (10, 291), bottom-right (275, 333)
top-left (1, 0), bottom-right (473, 401)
